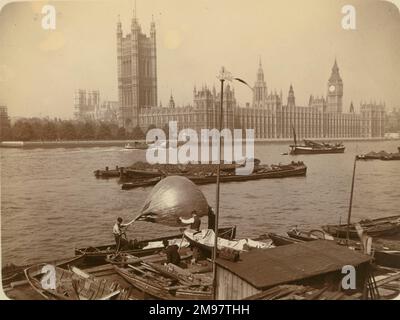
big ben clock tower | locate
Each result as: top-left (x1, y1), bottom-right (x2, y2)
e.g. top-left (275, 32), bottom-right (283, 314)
top-left (326, 59), bottom-right (343, 113)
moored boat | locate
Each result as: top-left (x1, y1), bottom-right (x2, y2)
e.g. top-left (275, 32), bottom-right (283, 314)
top-left (290, 140), bottom-right (345, 155)
top-left (121, 168), bottom-right (162, 179)
top-left (75, 226), bottom-right (235, 265)
top-left (183, 228), bottom-right (273, 257)
top-left (322, 215), bottom-right (400, 239)
top-left (356, 150), bottom-right (400, 161)
top-left (374, 251), bottom-right (400, 269)
top-left (188, 162), bottom-right (307, 184)
top-left (289, 126), bottom-right (345, 155)
top-left (112, 249), bottom-right (213, 300)
top-left (124, 141), bottom-right (148, 150)
top-left (94, 166), bottom-right (120, 178)
top-left (25, 264), bottom-right (123, 300)
top-left (267, 233), bottom-right (304, 246)
top-left (286, 228), bottom-right (334, 242)
top-left (2, 255), bottom-right (85, 287)
top-left (121, 177), bottom-right (162, 190)
top-left (285, 228), bottom-right (400, 269)
top-left (120, 162), bottom-right (307, 189)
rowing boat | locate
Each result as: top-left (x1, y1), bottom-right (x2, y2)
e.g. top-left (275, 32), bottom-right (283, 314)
top-left (285, 228), bottom-right (400, 269)
top-left (24, 264), bottom-right (123, 300)
top-left (2, 255), bottom-right (85, 287)
top-left (287, 228), bottom-right (334, 241)
top-left (113, 250), bottom-right (213, 300)
top-left (322, 215), bottom-right (400, 239)
top-left (267, 233), bottom-right (305, 246)
top-left (183, 228), bottom-right (273, 257)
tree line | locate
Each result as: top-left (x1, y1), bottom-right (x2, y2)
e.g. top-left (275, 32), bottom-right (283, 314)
top-left (0, 118), bottom-right (161, 141)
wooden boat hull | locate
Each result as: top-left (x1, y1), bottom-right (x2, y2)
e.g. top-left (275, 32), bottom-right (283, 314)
top-left (183, 226), bottom-right (274, 258)
top-left (285, 229), bottom-right (400, 269)
top-left (121, 177), bottom-right (162, 190)
top-left (268, 233), bottom-right (304, 246)
top-left (121, 164), bottom-right (307, 189)
top-left (25, 263), bottom-right (120, 300)
top-left (114, 265), bottom-right (211, 300)
top-left (75, 234), bottom-right (184, 265)
top-left (356, 151), bottom-right (400, 161)
top-left (75, 227), bottom-right (234, 265)
top-left (290, 146), bottom-right (345, 155)
top-left (374, 251), bottom-right (400, 269)
top-left (183, 227), bottom-right (237, 256)
top-left (122, 169), bottom-right (162, 179)
top-left (189, 164), bottom-right (307, 184)
top-left (2, 255), bottom-right (85, 287)
top-left (94, 170), bottom-right (120, 178)
top-left (322, 215), bottom-right (400, 239)
top-left (286, 229), bottom-right (330, 242)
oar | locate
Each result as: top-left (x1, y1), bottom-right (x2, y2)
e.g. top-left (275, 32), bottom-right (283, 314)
top-left (178, 232), bottom-right (186, 253)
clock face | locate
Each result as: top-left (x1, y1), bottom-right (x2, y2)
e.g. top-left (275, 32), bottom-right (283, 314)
top-left (329, 85), bottom-right (336, 93)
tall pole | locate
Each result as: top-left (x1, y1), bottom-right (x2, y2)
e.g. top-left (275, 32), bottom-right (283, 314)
top-left (212, 72), bottom-right (225, 300)
top-left (346, 156), bottom-right (357, 244)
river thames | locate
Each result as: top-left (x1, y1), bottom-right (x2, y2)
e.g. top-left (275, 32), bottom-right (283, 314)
top-left (1, 140), bottom-right (399, 266)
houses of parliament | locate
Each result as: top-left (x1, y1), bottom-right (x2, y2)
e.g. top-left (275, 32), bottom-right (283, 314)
top-left (75, 12), bottom-right (385, 139)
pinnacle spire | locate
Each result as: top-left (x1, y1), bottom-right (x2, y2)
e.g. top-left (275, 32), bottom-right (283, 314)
top-left (132, 0), bottom-right (138, 25)
top-left (117, 14), bottom-right (122, 33)
top-left (256, 58), bottom-right (264, 81)
top-left (333, 58), bottom-right (339, 71)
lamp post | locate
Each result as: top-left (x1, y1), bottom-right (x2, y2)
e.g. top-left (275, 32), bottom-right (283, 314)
top-left (212, 67), bottom-right (252, 300)
top-left (346, 156), bottom-right (358, 244)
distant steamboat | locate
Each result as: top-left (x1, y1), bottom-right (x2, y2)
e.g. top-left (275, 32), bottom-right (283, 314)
top-left (289, 126), bottom-right (345, 155)
top-left (290, 140), bottom-right (345, 155)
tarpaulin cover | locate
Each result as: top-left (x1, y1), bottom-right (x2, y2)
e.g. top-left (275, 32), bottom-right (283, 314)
top-left (137, 176), bottom-right (209, 227)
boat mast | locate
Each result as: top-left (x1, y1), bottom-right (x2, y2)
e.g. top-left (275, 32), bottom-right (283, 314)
top-left (346, 156), bottom-right (358, 244)
top-left (292, 124), bottom-right (297, 146)
top-left (212, 67), bottom-right (226, 300)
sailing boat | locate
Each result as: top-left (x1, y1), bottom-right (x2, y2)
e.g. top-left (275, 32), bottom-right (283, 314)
top-left (289, 126), bottom-right (345, 155)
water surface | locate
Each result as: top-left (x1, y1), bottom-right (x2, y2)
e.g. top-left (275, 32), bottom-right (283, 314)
top-left (1, 140), bottom-right (399, 266)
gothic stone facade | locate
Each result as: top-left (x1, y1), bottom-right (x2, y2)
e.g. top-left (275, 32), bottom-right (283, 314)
top-left (74, 89), bottom-right (118, 123)
top-left (137, 59), bottom-right (385, 139)
top-left (115, 13), bottom-right (384, 138)
top-left (117, 12), bottom-right (157, 130)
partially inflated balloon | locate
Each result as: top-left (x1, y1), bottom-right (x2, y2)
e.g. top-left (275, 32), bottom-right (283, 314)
top-left (138, 176), bottom-right (209, 227)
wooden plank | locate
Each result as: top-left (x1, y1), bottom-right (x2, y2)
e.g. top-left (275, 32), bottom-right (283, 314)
top-left (100, 290), bottom-right (121, 300)
top-left (71, 267), bottom-right (91, 279)
top-left (128, 264), bottom-right (147, 275)
top-left (375, 273), bottom-right (400, 286)
top-left (10, 280), bottom-right (29, 288)
top-left (84, 264), bottom-right (114, 273)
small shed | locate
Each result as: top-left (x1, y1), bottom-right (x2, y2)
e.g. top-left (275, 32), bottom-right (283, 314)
top-left (215, 240), bottom-right (372, 300)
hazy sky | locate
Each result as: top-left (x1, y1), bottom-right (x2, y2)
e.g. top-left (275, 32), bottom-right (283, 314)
top-left (0, 0), bottom-right (399, 118)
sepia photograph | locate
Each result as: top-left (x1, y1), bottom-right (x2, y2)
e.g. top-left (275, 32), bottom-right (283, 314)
top-left (0, 0), bottom-right (400, 306)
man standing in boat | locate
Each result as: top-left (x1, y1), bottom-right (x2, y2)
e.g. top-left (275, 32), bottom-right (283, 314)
top-left (178, 210), bottom-right (201, 231)
top-left (207, 206), bottom-right (216, 230)
top-left (113, 217), bottom-right (130, 251)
